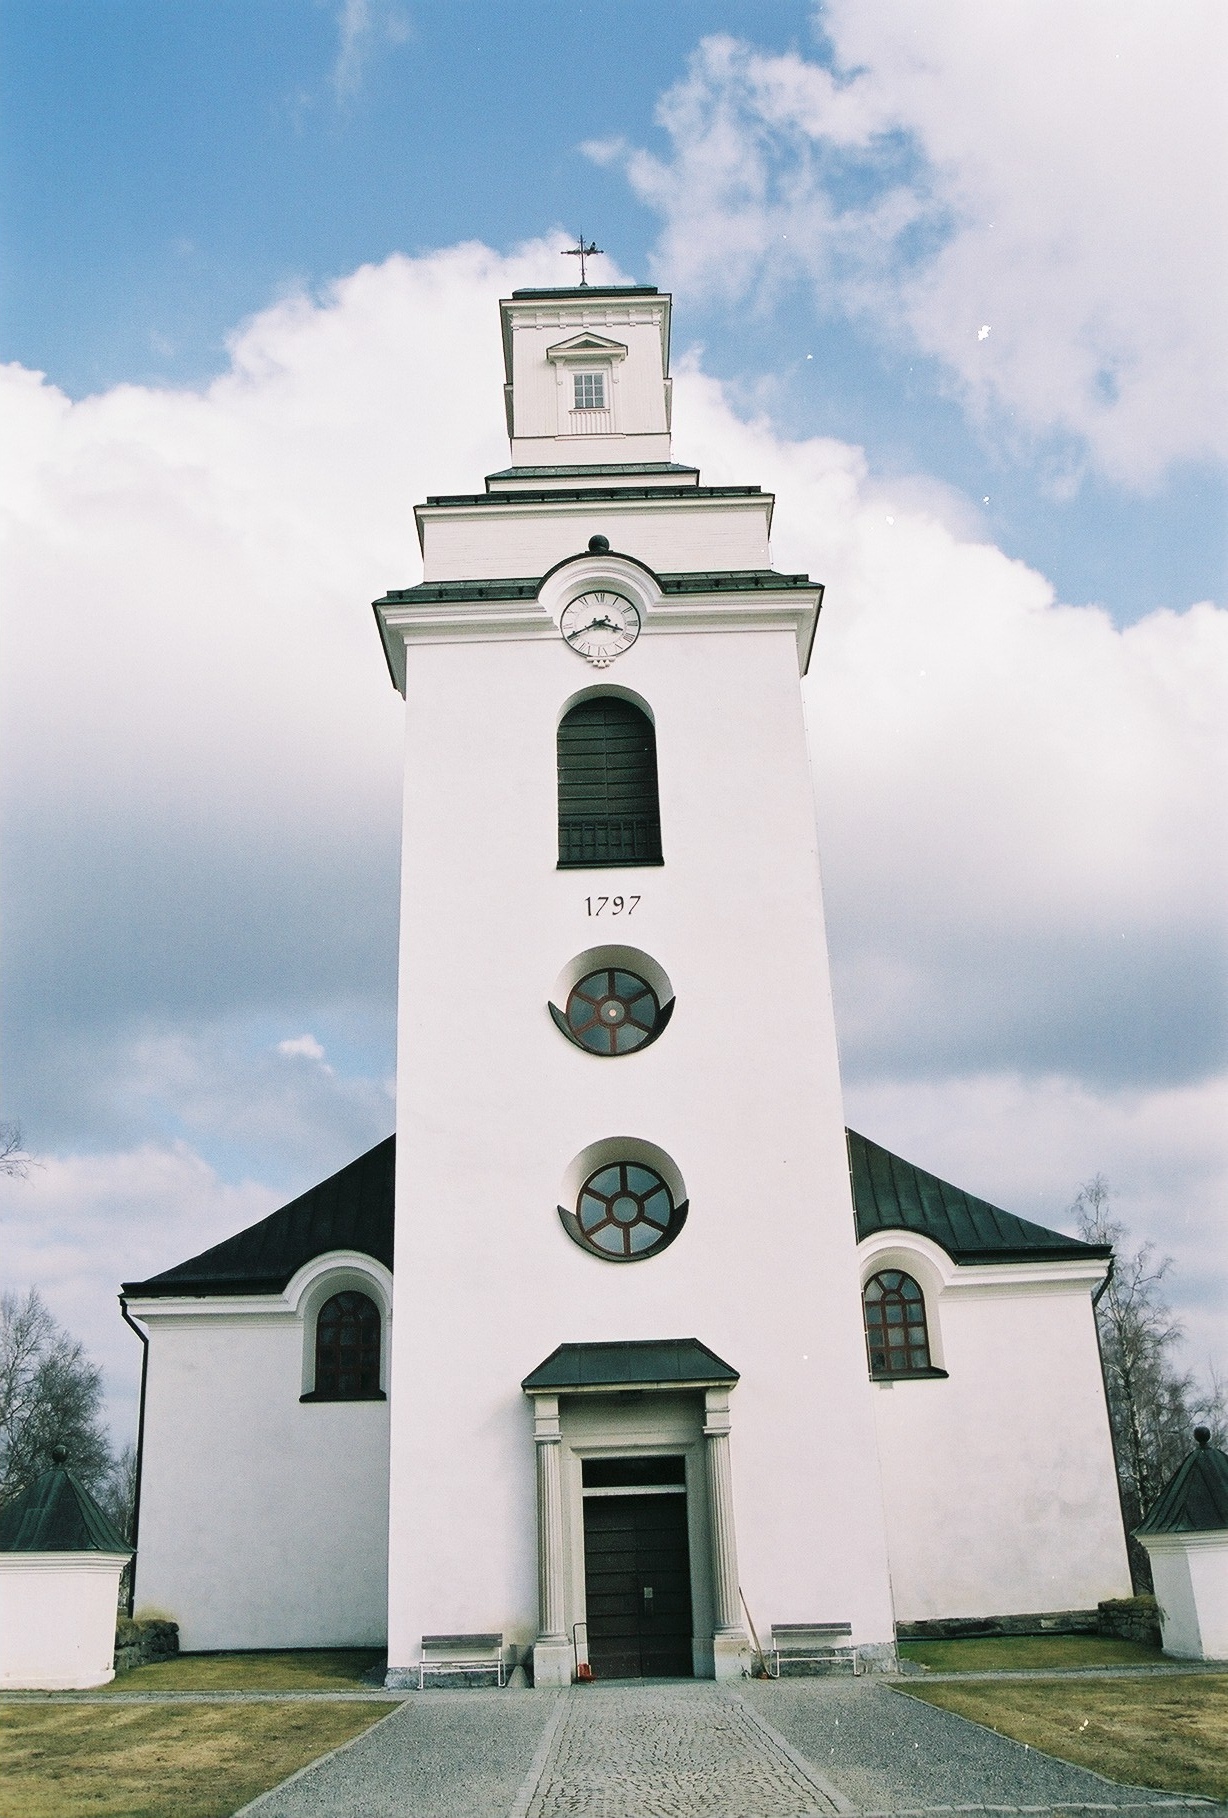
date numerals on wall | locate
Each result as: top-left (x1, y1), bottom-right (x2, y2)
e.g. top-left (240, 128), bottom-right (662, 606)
top-left (585, 895), bottom-right (640, 917)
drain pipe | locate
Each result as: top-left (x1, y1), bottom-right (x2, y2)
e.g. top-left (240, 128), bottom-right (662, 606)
top-left (1090, 1255), bottom-right (1137, 1590)
top-left (118, 1294), bottom-right (149, 1620)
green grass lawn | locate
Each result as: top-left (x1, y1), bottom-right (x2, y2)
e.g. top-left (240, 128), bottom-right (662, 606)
top-left (0, 1700), bottom-right (392, 1818)
top-left (101, 1647), bottom-right (386, 1693)
top-left (900, 1675), bottom-right (1228, 1802)
top-left (898, 1634), bottom-right (1163, 1673)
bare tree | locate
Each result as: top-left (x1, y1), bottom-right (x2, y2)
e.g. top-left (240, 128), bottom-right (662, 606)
top-left (99, 1441), bottom-right (138, 1543)
top-left (0, 1121), bottom-right (34, 1180)
top-left (1073, 1176), bottom-right (1225, 1589)
top-left (0, 1288), bottom-right (114, 1508)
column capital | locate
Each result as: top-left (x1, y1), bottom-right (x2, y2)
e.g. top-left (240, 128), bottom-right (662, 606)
top-left (704, 1384), bottom-right (732, 1436)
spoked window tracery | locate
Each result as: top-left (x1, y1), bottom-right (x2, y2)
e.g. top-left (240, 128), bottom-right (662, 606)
top-left (564, 968), bottom-right (662, 1056)
top-left (560, 1161), bottom-right (687, 1262)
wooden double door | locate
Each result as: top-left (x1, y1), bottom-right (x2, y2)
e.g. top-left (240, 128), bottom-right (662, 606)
top-left (582, 1463), bottom-right (694, 1679)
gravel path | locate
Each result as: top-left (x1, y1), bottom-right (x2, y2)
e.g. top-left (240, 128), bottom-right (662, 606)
top-left (742, 1679), bottom-right (1223, 1814)
top-left (229, 1678), bottom-right (1228, 1818)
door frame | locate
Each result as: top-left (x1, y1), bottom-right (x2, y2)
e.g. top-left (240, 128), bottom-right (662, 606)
top-left (581, 1476), bottom-right (695, 1678)
top-left (562, 1392), bottom-right (714, 1679)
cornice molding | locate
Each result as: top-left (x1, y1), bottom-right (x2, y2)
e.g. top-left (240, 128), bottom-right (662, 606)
top-left (856, 1226), bottom-right (1109, 1295)
top-left (373, 576), bottom-right (821, 692)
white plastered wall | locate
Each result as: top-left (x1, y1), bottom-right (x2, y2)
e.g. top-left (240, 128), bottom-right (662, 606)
top-left (861, 1232), bottom-right (1132, 1619)
top-left (384, 612), bottom-right (897, 1675)
top-left (0, 1554), bottom-right (128, 1688)
top-left (128, 1253), bottom-right (391, 1650)
top-left (504, 293), bottom-right (672, 466)
top-left (1143, 1533), bottom-right (1228, 1660)
top-left (416, 496), bottom-right (774, 584)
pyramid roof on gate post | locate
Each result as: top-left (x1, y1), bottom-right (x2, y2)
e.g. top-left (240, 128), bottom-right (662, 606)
top-left (0, 1460), bottom-right (131, 1555)
top-left (1136, 1429), bottom-right (1228, 1535)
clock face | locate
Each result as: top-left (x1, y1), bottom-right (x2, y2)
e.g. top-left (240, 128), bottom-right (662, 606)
top-left (560, 591), bottom-right (641, 666)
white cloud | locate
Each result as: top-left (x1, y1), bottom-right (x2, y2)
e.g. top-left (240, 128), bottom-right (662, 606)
top-left (674, 365), bottom-right (1227, 1046)
top-left (277, 1034), bottom-right (328, 1062)
top-left (0, 1144), bottom-right (282, 1437)
top-left (0, 237), bottom-right (1222, 1426)
top-left (332, 0), bottom-right (411, 101)
top-left (609, 4), bottom-right (1228, 487)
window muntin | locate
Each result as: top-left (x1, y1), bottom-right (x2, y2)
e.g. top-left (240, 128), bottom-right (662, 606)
top-left (313, 1290), bottom-right (382, 1398)
top-left (564, 968), bottom-right (662, 1055)
top-left (557, 696), bottom-right (662, 869)
top-left (559, 1160), bottom-right (687, 1262)
top-left (573, 371), bottom-right (605, 411)
top-left (863, 1269), bottom-right (933, 1376)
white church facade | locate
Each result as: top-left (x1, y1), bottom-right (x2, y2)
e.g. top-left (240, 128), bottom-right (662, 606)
top-left (122, 283), bottom-right (1132, 1681)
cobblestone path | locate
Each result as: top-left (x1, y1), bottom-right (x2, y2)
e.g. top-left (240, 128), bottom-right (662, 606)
top-left (513, 1682), bottom-right (850, 1818)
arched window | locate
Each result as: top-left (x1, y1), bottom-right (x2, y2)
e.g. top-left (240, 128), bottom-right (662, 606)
top-left (313, 1291), bottom-right (382, 1399)
top-left (557, 697), bottom-right (662, 869)
top-left (862, 1269), bottom-right (933, 1377)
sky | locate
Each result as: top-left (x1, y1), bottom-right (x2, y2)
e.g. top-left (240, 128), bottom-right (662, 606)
top-left (1, 0), bottom-right (1225, 1441)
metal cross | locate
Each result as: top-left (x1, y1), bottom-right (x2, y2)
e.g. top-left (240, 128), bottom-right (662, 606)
top-left (562, 235), bottom-right (603, 286)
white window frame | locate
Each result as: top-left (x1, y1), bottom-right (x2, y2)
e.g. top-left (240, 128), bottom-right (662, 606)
top-left (284, 1251), bottom-right (393, 1400)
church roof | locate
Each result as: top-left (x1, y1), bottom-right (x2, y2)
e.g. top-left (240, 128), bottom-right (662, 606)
top-left (510, 285), bottom-right (660, 301)
top-left (1137, 1430), bottom-right (1228, 1535)
top-left (377, 570), bottom-right (814, 606)
top-left (122, 1135), bottom-right (395, 1298)
top-left (522, 1338), bottom-right (739, 1393)
top-left (0, 1462), bottom-right (131, 1555)
top-left (123, 1128), bottom-right (1103, 1300)
top-left (847, 1129), bottom-right (1110, 1265)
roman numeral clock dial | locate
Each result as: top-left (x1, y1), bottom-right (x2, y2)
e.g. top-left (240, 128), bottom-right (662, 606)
top-left (560, 591), bottom-right (641, 667)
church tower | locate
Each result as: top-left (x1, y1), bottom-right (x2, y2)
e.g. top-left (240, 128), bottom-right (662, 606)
top-left (374, 283), bottom-right (897, 1684)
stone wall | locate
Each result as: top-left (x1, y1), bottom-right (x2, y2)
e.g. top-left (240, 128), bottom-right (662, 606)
top-left (114, 1618), bottom-right (179, 1673)
top-left (1096, 1596), bottom-right (1162, 1647)
top-left (897, 1609), bottom-right (1099, 1641)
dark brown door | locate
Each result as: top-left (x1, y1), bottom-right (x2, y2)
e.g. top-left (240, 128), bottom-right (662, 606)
top-left (583, 1491), bottom-right (693, 1678)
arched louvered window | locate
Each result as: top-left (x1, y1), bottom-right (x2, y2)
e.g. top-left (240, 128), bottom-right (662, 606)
top-left (863, 1269), bottom-right (933, 1377)
top-left (557, 696), bottom-right (663, 869)
top-left (313, 1291), bottom-right (382, 1399)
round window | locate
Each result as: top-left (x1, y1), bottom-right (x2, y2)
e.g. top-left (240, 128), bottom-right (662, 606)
top-left (559, 1160), bottom-right (688, 1262)
top-left (563, 968), bottom-right (664, 1056)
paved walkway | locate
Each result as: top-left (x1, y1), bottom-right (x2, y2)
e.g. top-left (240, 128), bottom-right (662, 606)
top-left (235, 1678), bottom-right (1228, 1818)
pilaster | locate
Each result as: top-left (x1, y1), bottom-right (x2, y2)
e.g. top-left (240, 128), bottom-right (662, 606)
top-left (704, 1386), bottom-right (751, 1680)
top-left (531, 1394), bottom-right (573, 1686)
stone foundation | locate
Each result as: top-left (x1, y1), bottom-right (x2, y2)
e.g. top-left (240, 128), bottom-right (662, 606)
top-left (114, 1618), bottom-right (179, 1673)
top-left (897, 1609), bottom-right (1099, 1641)
top-left (1096, 1595), bottom-right (1162, 1647)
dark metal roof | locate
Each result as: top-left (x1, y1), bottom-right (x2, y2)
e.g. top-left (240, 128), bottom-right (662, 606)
top-left (848, 1128), bottom-right (1111, 1265)
top-left (485, 464), bottom-right (699, 483)
top-left (509, 286), bottom-right (660, 300)
top-left (0, 1466), bottom-right (131, 1554)
top-left (1137, 1433), bottom-right (1228, 1534)
top-left (122, 1136), bottom-right (395, 1298)
top-left (122, 1128), bottom-right (1101, 1304)
top-left (522, 1338), bottom-right (738, 1393)
top-left (374, 570), bottom-right (816, 609)
top-left (420, 485), bottom-right (764, 508)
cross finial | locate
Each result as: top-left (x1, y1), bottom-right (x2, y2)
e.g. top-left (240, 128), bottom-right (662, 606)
top-left (562, 235), bottom-right (603, 287)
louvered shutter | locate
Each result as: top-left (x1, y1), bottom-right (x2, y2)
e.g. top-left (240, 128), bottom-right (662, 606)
top-left (557, 698), bottom-right (663, 868)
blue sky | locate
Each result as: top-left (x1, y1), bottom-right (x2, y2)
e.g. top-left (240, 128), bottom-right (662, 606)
top-left (3, 0), bottom-right (1224, 620)
top-left (1, 1), bottom-right (1225, 1433)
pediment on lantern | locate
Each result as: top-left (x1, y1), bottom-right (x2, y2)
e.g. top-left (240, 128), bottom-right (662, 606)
top-left (545, 333), bottom-right (628, 364)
